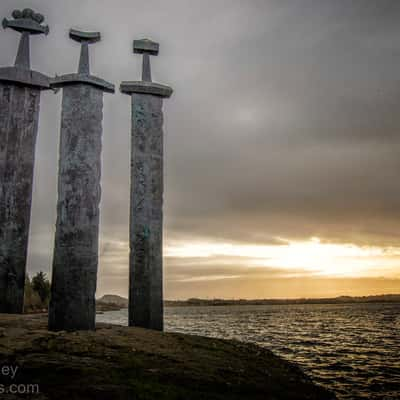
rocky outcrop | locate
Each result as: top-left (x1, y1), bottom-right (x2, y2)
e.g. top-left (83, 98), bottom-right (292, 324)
top-left (0, 314), bottom-right (335, 400)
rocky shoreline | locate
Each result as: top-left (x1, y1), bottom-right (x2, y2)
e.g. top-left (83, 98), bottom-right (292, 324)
top-left (0, 314), bottom-right (335, 399)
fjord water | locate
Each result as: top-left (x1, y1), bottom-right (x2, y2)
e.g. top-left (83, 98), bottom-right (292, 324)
top-left (97, 303), bottom-right (400, 399)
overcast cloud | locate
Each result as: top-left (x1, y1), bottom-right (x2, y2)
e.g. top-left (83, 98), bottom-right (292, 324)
top-left (1, 0), bottom-right (399, 298)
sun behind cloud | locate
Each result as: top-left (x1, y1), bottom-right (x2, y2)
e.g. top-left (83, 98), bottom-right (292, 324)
top-left (165, 237), bottom-right (400, 279)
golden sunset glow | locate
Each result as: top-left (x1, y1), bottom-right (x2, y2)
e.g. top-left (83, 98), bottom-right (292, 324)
top-left (96, 236), bottom-right (400, 298)
top-left (165, 237), bottom-right (400, 280)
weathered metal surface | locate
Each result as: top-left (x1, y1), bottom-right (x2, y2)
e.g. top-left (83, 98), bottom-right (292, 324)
top-left (0, 10), bottom-right (50, 87)
top-left (121, 38), bottom-right (172, 95)
top-left (0, 8), bottom-right (50, 89)
top-left (69, 30), bottom-right (100, 76)
top-left (133, 39), bottom-right (159, 82)
top-left (0, 83), bottom-right (41, 313)
top-left (0, 9), bottom-right (50, 314)
top-left (69, 29), bottom-right (100, 44)
top-left (121, 38), bottom-right (172, 331)
top-left (0, 67), bottom-right (50, 90)
top-left (129, 93), bottom-right (164, 331)
top-left (51, 29), bottom-right (114, 93)
top-left (51, 74), bottom-right (114, 93)
top-left (120, 80), bottom-right (172, 98)
top-left (48, 84), bottom-right (103, 331)
top-left (2, 8), bottom-right (49, 36)
top-left (133, 39), bottom-right (159, 56)
top-left (49, 29), bottom-right (113, 331)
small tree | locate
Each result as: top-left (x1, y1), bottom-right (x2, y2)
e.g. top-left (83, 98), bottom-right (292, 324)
top-left (32, 271), bottom-right (51, 305)
top-left (24, 275), bottom-right (42, 312)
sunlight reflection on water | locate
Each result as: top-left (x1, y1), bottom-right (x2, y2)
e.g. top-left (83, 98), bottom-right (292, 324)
top-left (97, 303), bottom-right (400, 400)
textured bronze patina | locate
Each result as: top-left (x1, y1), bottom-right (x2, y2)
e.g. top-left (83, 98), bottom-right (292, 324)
top-left (120, 39), bottom-right (172, 331)
top-left (48, 29), bottom-right (115, 331)
top-left (0, 9), bottom-right (50, 314)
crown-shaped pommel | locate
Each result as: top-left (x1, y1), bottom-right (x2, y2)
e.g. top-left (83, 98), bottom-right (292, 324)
top-left (2, 8), bottom-right (49, 35)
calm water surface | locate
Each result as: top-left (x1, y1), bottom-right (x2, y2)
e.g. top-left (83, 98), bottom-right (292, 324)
top-left (97, 303), bottom-right (400, 400)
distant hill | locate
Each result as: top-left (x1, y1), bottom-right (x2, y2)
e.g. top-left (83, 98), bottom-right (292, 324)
top-left (97, 294), bottom-right (128, 308)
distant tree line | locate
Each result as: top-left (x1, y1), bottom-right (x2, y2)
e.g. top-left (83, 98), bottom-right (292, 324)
top-left (24, 271), bottom-right (51, 313)
top-left (164, 294), bottom-right (400, 307)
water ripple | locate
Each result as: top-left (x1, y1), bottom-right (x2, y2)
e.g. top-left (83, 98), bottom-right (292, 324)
top-left (97, 302), bottom-right (400, 400)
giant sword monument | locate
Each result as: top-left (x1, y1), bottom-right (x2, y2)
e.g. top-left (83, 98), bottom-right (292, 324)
top-left (48, 29), bottom-right (114, 331)
top-left (121, 39), bottom-right (172, 331)
top-left (0, 9), bottom-right (50, 313)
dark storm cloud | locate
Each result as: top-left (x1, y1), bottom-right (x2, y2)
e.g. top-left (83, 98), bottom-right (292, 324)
top-left (0, 0), bottom-right (399, 295)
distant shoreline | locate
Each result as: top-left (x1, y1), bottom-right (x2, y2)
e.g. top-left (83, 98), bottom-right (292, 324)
top-left (96, 294), bottom-right (400, 311)
top-left (164, 294), bottom-right (400, 307)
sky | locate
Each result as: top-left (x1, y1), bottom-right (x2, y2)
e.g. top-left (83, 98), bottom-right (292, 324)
top-left (1, 0), bottom-right (400, 299)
